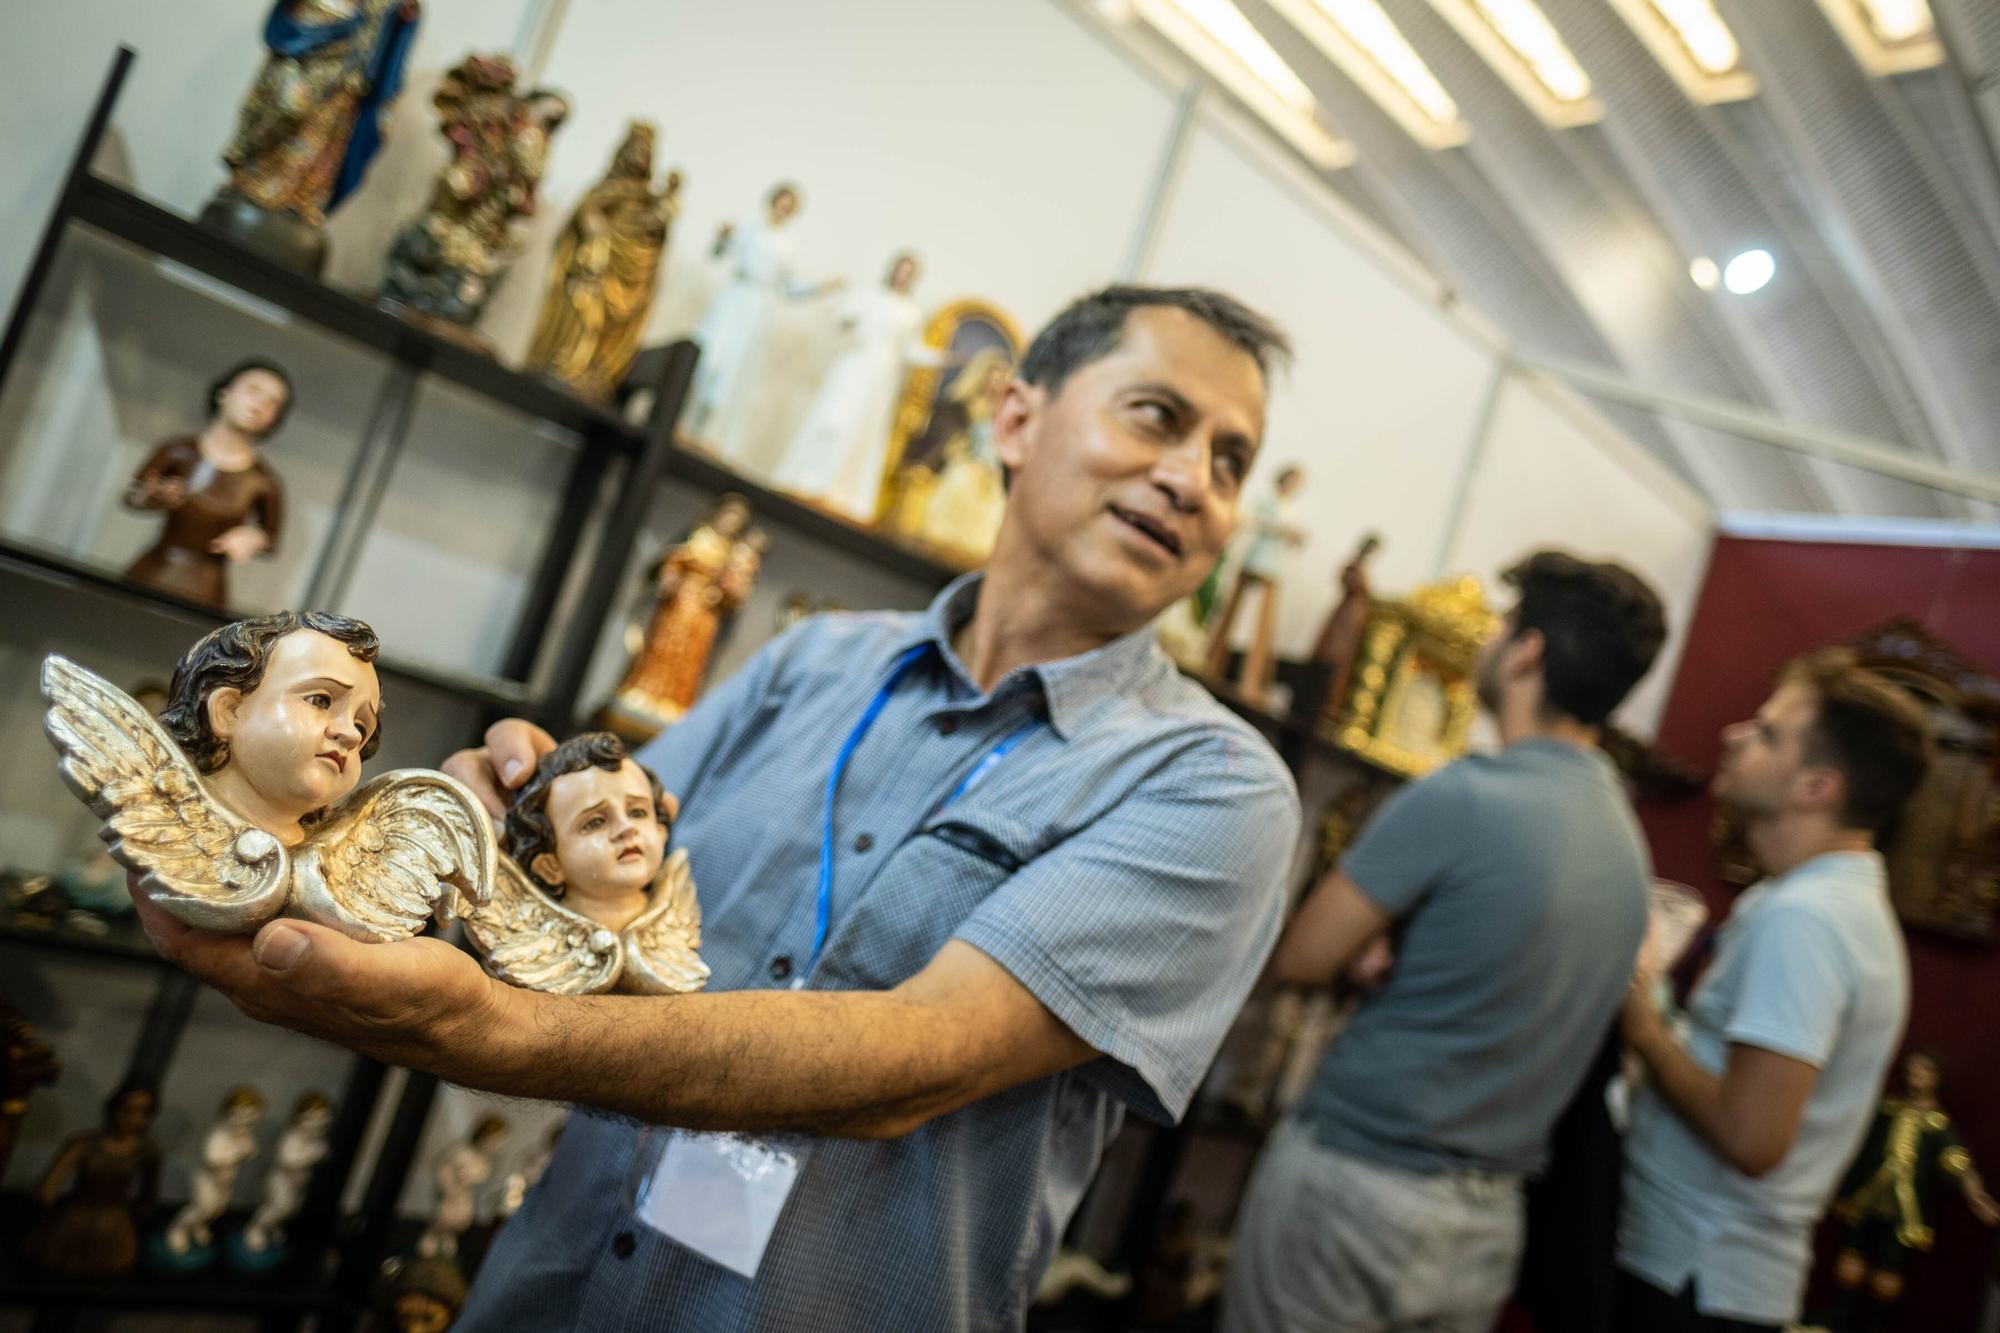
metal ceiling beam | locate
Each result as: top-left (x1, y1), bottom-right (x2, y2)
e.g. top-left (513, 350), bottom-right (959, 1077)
top-left (1517, 353), bottom-right (2000, 506)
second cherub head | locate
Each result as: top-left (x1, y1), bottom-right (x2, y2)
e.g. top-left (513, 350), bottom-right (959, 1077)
top-left (502, 733), bottom-right (678, 918)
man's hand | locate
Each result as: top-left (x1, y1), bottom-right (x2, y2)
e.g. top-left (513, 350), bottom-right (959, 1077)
top-left (1622, 963), bottom-right (1669, 1052)
top-left (129, 883), bottom-right (515, 1081)
top-left (442, 718), bottom-right (559, 818)
top-left (1270, 871), bottom-right (1391, 990)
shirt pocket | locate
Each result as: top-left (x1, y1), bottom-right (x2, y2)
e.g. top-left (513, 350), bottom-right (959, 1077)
top-left (816, 809), bottom-right (1042, 991)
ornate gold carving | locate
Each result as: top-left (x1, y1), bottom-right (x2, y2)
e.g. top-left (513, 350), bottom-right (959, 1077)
top-left (1325, 575), bottom-right (1497, 778)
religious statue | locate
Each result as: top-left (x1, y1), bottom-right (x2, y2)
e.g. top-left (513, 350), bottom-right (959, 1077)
top-left (416, 1115), bottom-right (510, 1260)
top-left (497, 1120), bottom-right (563, 1221)
top-left (1308, 532), bottom-right (1381, 724)
top-left (525, 121), bottom-right (682, 398)
top-left (1820, 1050), bottom-right (2000, 1331)
top-left (122, 361), bottom-right (291, 610)
top-left (379, 1254), bottom-right (469, 1333)
top-left (381, 54), bottom-right (570, 331)
top-left (878, 299), bottom-right (1022, 554)
top-left (1204, 464), bottom-right (1307, 702)
top-left (150, 1086), bottom-right (266, 1270)
top-left (226, 1090), bottom-right (334, 1271)
top-left (0, 999), bottom-right (60, 1183)
top-left (200, 0), bottom-right (422, 274)
top-left (22, 1082), bottom-right (161, 1277)
top-left (683, 183), bottom-right (839, 463)
top-left (770, 251), bottom-right (941, 522)
top-left (602, 496), bottom-right (767, 739)
top-left (40, 611), bottom-right (494, 941)
top-left (464, 732), bottom-right (707, 995)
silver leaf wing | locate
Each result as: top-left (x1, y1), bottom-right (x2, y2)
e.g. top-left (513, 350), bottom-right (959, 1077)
top-left (293, 770), bottom-right (496, 943)
top-left (462, 856), bottom-right (625, 995)
top-left (619, 848), bottom-right (709, 994)
top-left (39, 654), bottom-right (289, 932)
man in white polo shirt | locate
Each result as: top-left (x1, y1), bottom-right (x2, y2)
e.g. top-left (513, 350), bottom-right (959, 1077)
top-left (1618, 649), bottom-right (1930, 1332)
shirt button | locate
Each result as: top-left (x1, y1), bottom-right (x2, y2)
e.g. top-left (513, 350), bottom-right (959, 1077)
top-left (612, 1231), bottom-right (636, 1259)
top-left (937, 716), bottom-right (958, 735)
top-left (853, 833), bottom-right (874, 853)
top-left (769, 955), bottom-right (792, 981)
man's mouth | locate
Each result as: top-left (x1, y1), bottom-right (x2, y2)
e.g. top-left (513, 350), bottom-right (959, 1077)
top-left (1107, 504), bottom-right (1184, 558)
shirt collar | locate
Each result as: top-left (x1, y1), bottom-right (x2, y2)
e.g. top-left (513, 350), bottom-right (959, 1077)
top-left (891, 572), bottom-right (1165, 740)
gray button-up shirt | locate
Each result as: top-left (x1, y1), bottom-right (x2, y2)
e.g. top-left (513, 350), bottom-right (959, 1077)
top-left (457, 574), bottom-right (1299, 1331)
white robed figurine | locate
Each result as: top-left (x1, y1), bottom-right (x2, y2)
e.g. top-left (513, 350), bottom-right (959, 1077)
top-left (684, 182), bottom-right (832, 464)
top-left (234, 1092), bottom-right (333, 1261)
top-left (771, 251), bottom-right (940, 522)
top-left (161, 1087), bottom-right (266, 1260)
top-left (417, 1115), bottom-right (509, 1260)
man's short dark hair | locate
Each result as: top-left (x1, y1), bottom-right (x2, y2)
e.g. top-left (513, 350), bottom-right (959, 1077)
top-left (1018, 286), bottom-right (1291, 397)
top-left (503, 731), bottom-right (671, 891)
top-left (162, 611), bottom-right (382, 772)
top-left (1501, 551), bottom-right (1666, 727)
top-left (206, 359), bottom-right (294, 436)
top-left (1780, 648), bottom-right (1931, 835)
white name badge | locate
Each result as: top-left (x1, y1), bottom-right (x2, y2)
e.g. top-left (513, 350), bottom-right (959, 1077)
top-left (635, 1131), bottom-right (802, 1279)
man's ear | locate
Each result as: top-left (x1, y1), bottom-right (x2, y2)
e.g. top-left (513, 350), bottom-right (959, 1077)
top-left (207, 688), bottom-right (244, 746)
top-left (529, 853), bottom-right (565, 889)
top-left (1507, 627), bottom-right (1545, 679)
top-left (989, 379), bottom-right (1040, 474)
top-left (1796, 764), bottom-right (1845, 818)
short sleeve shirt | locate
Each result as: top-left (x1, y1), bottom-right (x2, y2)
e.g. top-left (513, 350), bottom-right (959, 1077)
top-left (1619, 851), bottom-right (1909, 1324)
top-left (1297, 740), bottom-right (1651, 1175)
top-left (456, 574), bottom-right (1300, 1332)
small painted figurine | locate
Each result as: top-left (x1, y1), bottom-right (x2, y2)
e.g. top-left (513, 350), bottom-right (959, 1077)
top-left (22, 1082), bottom-right (161, 1277)
top-left (1310, 532), bottom-right (1380, 725)
top-left (525, 121), bottom-right (682, 398)
top-left (382, 54), bottom-right (570, 329)
top-left (41, 611), bottom-right (493, 941)
top-left (416, 1114), bottom-right (509, 1260)
top-left (201, 0), bottom-right (422, 273)
top-left (1204, 464), bottom-right (1307, 701)
top-left (603, 496), bottom-right (766, 739)
top-left (123, 361), bottom-right (291, 610)
top-left (684, 182), bottom-right (839, 462)
top-left (891, 347), bottom-right (1013, 565)
top-left (1822, 1050), bottom-right (2000, 1331)
top-left (0, 1000), bottom-right (60, 1184)
top-left (152, 1086), bottom-right (267, 1270)
top-left (227, 1090), bottom-right (335, 1270)
top-left (465, 732), bottom-right (706, 995)
top-left (380, 1253), bottom-right (468, 1333)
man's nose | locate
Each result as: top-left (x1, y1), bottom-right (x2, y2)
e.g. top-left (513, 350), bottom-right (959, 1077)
top-left (1153, 440), bottom-right (1212, 512)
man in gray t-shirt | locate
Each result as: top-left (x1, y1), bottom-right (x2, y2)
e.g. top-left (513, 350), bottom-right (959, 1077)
top-left (1617, 651), bottom-right (1927, 1332)
top-left (1223, 550), bottom-right (1665, 1333)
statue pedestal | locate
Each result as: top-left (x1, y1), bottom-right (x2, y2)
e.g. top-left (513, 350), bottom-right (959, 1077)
top-left (197, 192), bottom-right (327, 278)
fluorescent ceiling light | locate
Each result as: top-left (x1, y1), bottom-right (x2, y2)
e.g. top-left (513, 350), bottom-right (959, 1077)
top-left (1722, 248), bottom-right (1775, 294)
top-left (1609, 0), bottom-right (1757, 103)
top-left (1129, 0), bottom-right (1358, 167)
top-left (1267, 0), bottom-right (1470, 148)
top-left (1428, 0), bottom-right (1600, 128)
top-left (1815, 0), bottom-right (1944, 75)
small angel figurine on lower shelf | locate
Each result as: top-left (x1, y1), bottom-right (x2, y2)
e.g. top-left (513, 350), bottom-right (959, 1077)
top-left (226, 1090), bottom-right (334, 1272)
top-left (40, 611), bottom-right (494, 942)
top-left (416, 1114), bottom-right (510, 1260)
top-left (148, 1085), bottom-right (266, 1272)
top-left (463, 732), bottom-right (708, 995)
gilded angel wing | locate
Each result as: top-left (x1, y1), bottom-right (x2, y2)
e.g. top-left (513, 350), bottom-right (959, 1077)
top-left (619, 848), bottom-right (709, 994)
top-left (292, 770), bottom-right (496, 943)
top-left (39, 654), bottom-right (289, 932)
top-left (462, 856), bottom-right (625, 995)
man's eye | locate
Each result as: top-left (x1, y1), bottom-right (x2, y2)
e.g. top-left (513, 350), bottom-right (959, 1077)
top-left (1217, 452), bottom-right (1247, 481)
top-left (1133, 400), bottom-right (1173, 428)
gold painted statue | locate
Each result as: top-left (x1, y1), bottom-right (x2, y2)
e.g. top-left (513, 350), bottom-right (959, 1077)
top-left (464, 732), bottom-right (707, 995)
top-left (526, 122), bottom-right (682, 398)
top-left (1821, 1050), bottom-right (1999, 1330)
top-left (40, 612), bottom-right (493, 942)
top-left (603, 496), bottom-right (767, 739)
top-left (201, 0), bottom-right (423, 274)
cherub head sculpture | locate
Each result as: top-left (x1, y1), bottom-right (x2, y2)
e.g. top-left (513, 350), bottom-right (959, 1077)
top-left (161, 611), bottom-right (384, 839)
top-left (42, 613), bottom-right (492, 941)
top-left (503, 732), bottom-right (677, 920)
top-left (465, 732), bottom-right (705, 996)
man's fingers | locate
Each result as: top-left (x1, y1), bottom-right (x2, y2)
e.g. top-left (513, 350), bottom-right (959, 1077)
top-left (484, 719), bottom-right (558, 790)
top-left (441, 747), bottom-right (508, 819)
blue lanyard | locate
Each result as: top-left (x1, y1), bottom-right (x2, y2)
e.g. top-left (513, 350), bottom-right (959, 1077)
top-left (802, 645), bottom-right (1043, 982)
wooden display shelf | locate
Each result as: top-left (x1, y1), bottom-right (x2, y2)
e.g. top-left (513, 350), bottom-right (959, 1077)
top-left (69, 175), bottom-right (635, 450)
top-left (0, 894), bottom-right (161, 968)
top-left (0, 535), bottom-right (534, 716)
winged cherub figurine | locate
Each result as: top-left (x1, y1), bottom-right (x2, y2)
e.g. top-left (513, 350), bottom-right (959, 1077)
top-left (41, 611), bottom-right (493, 942)
top-left (463, 732), bottom-right (707, 994)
